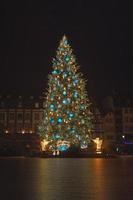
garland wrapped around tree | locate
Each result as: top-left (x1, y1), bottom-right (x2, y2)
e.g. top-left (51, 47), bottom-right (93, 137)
top-left (38, 35), bottom-right (93, 154)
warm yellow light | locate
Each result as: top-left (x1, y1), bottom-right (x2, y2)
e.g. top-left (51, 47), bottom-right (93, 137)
top-left (5, 130), bottom-right (9, 134)
top-left (93, 137), bottom-right (103, 153)
top-left (41, 139), bottom-right (49, 151)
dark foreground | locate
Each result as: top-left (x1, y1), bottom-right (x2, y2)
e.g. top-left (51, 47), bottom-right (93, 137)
top-left (0, 157), bottom-right (133, 200)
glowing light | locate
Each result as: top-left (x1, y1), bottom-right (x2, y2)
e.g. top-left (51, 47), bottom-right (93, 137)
top-left (80, 140), bottom-right (88, 149)
top-left (58, 145), bottom-right (68, 151)
top-left (63, 99), bottom-right (68, 105)
top-left (73, 91), bottom-right (78, 98)
top-left (67, 98), bottom-right (71, 103)
top-left (63, 91), bottom-right (67, 95)
top-left (54, 134), bottom-right (60, 139)
top-left (65, 55), bottom-right (70, 63)
top-left (50, 104), bottom-right (55, 111)
top-left (81, 119), bottom-right (85, 124)
top-left (5, 130), bottom-right (9, 134)
top-left (93, 138), bottom-right (103, 153)
top-left (68, 112), bottom-right (74, 119)
top-left (57, 140), bottom-right (70, 151)
top-left (52, 70), bottom-right (58, 75)
top-left (73, 79), bottom-right (78, 85)
top-left (41, 139), bottom-right (49, 151)
top-left (63, 72), bottom-right (68, 78)
top-left (58, 117), bottom-right (63, 123)
top-left (50, 118), bottom-right (55, 124)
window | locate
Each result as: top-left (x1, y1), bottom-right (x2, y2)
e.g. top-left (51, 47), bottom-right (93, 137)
top-left (9, 113), bottom-right (15, 120)
top-left (25, 112), bottom-right (31, 120)
top-left (17, 123), bottom-right (23, 133)
top-left (18, 102), bottom-right (22, 108)
top-left (0, 112), bottom-right (5, 121)
top-left (35, 102), bottom-right (39, 108)
top-left (34, 113), bottom-right (40, 121)
top-left (24, 123), bottom-right (31, 132)
top-left (0, 102), bottom-right (4, 107)
top-left (17, 113), bottom-right (23, 121)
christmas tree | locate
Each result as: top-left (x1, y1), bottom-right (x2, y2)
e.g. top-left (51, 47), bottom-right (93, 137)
top-left (39, 35), bottom-right (92, 153)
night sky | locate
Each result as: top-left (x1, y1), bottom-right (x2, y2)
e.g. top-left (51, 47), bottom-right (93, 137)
top-left (0, 0), bottom-right (133, 100)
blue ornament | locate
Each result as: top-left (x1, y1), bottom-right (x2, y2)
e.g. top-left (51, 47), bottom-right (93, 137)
top-left (80, 105), bottom-right (85, 110)
top-left (74, 91), bottom-right (78, 98)
top-left (58, 144), bottom-right (69, 151)
top-left (55, 134), bottom-right (60, 139)
top-left (69, 112), bottom-right (74, 119)
top-left (67, 98), bottom-right (71, 103)
top-left (63, 99), bottom-right (68, 105)
top-left (63, 91), bottom-right (67, 95)
top-left (50, 104), bottom-right (55, 110)
top-left (58, 117), bottom-right (63, 123)
top-left (52, 70), bottom-right (58, 75)
top-left (50, 118), bottom-right (55, 124)
top-left (70, 128), bottom-right (75, 134)
top-left (53, 134), bottom-right (60, 139)
top-left (65, 55), bottom-right (70, 63)
top-left (73, 79), bottom-right (78, 85)
top-left (64, 39), bottom-right (68, 45)
top-left (63, 72), bottom-right (68, 78)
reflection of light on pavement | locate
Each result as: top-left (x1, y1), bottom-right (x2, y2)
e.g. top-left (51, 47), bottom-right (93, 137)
top-left (93, 137), bottom-right (103, 153)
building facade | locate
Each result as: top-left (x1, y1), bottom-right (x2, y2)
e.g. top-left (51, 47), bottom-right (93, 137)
top-left (1, 94), bottom-right (133, 154)
top-left (0, 96), bottom-right (44, 134)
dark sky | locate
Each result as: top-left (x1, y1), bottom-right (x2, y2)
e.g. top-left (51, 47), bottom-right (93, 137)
top-left (0, 0), bottom-right (133, 100)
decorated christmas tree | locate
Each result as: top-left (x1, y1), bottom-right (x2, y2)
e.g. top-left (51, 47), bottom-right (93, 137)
top-left (39, 35), bottom-right (92, 153)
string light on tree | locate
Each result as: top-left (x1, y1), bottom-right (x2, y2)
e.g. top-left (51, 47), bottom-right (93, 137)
top-left (38, 35), bottom-right (93, 154)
